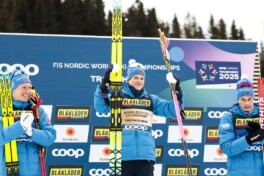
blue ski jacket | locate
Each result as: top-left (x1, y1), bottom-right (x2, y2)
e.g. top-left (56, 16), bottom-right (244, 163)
top-left (0, 99), bottom-right (56, 176)
top-left (218, 103), bottom-right (263, 176)
top-left (94, 83), bottom-right (177, 162)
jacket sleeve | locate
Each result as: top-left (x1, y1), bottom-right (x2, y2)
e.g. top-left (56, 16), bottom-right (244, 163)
top-left (30, 107), bottom-right (56, 147)
top-left (94, 85), bottom-right (110, 114)
top-left (151, 94), bottom-right (176, 118)
top-left (0, 121), bottom-right (25, 145)
top-left (218, 112), bottom-right (250, 156)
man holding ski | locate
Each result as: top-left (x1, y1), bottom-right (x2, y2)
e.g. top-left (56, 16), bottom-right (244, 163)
top-left (218, 75), bottom-right (264, 176)
top-left (94, 59), bottom-right (184, 176)
top-left (0, 69), bottom-right (56, 176)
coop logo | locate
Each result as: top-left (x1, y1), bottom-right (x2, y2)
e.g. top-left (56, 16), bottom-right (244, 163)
top-left (96, 112), bottom-right (110, 118)
top-left (52, 148), bottom-right (84, 158)
top-left (246, 145), bottom-right (262, 152)
top-left (89, 168), bottom-right (110, 176)
top-left (152, 129), bottom-right (163, 139)
top-left (168, 148), bottom-right (199, 158)
top-left (208, 111), bottom-right (228, 118)
top-left (204, 168), bottom-right (227, 175)
top-left (124, 125), bottom-right (148, 131)
top-left (0, 63), bottom-right (39, 76)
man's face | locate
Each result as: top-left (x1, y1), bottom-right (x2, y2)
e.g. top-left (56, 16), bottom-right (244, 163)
top-left (128, 74), bottom-right (145, 91)
top-left (12, 83), bottom-right (33, 102)
top-left (238, 96), bottom-right (254, 112)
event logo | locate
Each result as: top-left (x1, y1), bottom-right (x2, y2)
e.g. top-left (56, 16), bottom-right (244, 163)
top-left (166, 165), bottom-right (199, 176)
top-left (52, 148), bottom-right (84, 158)
top-left (0, 63), bottom-right (39, 76)
top-left (92, 126), bottom-right (109, 142)
top-left (204, 168), bottom-right (227, 176)
top-left (55, 106), bottom-right (90, 123)
top-left (89, 168), bottom-right (110, 176)
top-left (198, 63), bottom-right (218, 81)
top-left (48, 165), bottom-right (84, 176)
top-left (65, 127), bottom-right (75, 137)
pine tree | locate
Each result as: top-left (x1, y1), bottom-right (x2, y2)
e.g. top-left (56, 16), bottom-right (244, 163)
top-left (170, 14), bottom-right (182, 38)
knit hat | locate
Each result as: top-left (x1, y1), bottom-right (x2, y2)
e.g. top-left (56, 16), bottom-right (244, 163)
top-left (10, 69), bottom-right (31, 91)
top-left (127, 59), bottom-right (146, 81)
top-left (236, 74), bottom-right (254, 99)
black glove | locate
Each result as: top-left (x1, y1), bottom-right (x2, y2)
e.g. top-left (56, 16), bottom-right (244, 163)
top-left (100, 64), bottom-right (113, 94)
top-left (245, 128), bottom-right (264, 145)
top-left (173, 73), bottom-right (183, 103)
top-left (245, 121), bottom-right (260, 133)
top-left (180, 110), bottom-right (186, 119)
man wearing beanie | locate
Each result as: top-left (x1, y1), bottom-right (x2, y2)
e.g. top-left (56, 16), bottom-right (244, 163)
top-left (94, 59), bottom-right (184, 176)
top-left (218, 75), bottom-right (264, 176)
top-left (0, 69), bottom-right (56, 176)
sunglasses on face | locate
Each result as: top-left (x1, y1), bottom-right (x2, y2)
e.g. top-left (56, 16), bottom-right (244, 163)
top-left (237, 82), bottom-right (253, 89)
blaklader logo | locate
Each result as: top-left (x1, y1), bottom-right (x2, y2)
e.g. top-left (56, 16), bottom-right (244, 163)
top-left (48, 165), bottom-right (84, 176)
top-left (55, 105), bottom-right (90, 123)
top-left (92, 126), bottom-right (109, 142)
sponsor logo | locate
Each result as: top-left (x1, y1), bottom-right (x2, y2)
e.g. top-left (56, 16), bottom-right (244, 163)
top-left (152, 129), bottom-right (163, 139)
top-left (205, 126), bottom-right (219, 143)
top-left (235, 117), bottom-right (259, 128)
top-left (96, 112), bottom-right (110, 118)
top-left (204, 168), bottom-right (227, 176)
top-left (55, 106), bottom-right (90, 123)
top-left (246, 145), bottom-right (262, 151)
top-left (168, 126), bottom-right (203, 143)
top-left (89, 168), bottom-right (110, 176)
top-left (170, 107), bottom-right (203, 124)
top-left (52, 148), bottom-right (84, 158)
top-left (124, 124), bottom-right (148, 131)
top-left (168, 149), bottom-right (199, 158)
top-left (203, 145), bottom-right (227, 162)
top-left (89, 145), bottom-right (110, 162)
top-left (166, 165), bottom-right (199, 176)
top-left (0, 63), bottom-right (39, 76)
top-left (54, 125), bottom-right (89, 143)
top-left (208, 110), bottom-right (228, 118)
top-left (48, 165), bottom-right (84, 176)
top-left (155, 145), bottom-right (163, 162)
top-left (92, 126), bottom-right (109, 142)
top-left (122, 98), bottom-right (151, 107)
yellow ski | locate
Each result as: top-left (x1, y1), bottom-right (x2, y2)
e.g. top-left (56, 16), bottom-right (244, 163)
top-left (0, 73), bottom-right (19, 176)
top-left (109, 0), bottom-right (122, 176)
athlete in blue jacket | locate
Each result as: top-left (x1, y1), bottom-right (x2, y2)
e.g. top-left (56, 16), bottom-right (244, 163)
top-left (0, 69), bottom-right (56, 176)
top-left (94, 59), bottom-right (184, 176)
top-left (218, 76), bottom-right (264, 176)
